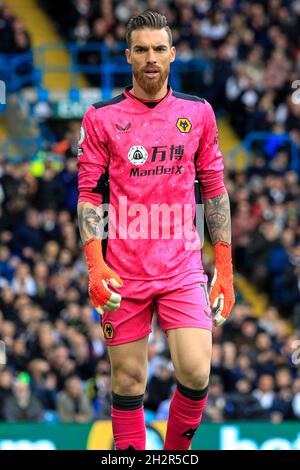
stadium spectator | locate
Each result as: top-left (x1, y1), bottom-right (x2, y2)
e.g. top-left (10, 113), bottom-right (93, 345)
top-left (3, 379), bottom-right (43, 422)
top-left (57, 375), bottom-right (93, 423)
top-left (144, 358), bottom-right (175, 413)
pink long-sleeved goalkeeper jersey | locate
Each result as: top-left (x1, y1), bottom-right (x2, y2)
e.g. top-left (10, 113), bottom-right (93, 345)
top-left (78, 86), bottom-right (226, 280)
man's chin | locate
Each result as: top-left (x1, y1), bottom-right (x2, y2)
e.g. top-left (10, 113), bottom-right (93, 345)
top-left (137, 77), bottom-right (165, 96)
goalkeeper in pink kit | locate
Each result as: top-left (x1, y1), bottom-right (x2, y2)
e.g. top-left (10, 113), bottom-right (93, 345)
top-left (77, 11), bottom-right (235, 450)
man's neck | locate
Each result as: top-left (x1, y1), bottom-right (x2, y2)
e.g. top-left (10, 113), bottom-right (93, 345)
top-left (130, 80), bottom-right (168, 100)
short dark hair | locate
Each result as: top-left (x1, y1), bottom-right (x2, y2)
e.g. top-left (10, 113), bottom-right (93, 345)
top-left (126, 11), bottom-right (172, 48)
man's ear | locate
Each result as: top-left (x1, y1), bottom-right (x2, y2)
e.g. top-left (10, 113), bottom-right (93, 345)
top-left (170, 46), bottom-right (176, 63)
top-left (125, 48), bottom-right (131, 64)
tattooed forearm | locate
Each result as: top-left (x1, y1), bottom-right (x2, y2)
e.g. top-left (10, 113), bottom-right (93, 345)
top-left (204, 192), bottom-right (231, 244)
top-left (77, 201), bottom-right (103, 244)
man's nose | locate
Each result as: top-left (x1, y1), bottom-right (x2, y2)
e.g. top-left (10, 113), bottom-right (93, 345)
top-left (146, 49), bottom-right (157, 63)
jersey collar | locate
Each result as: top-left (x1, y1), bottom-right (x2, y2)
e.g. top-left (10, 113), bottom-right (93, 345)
top-left (123, 85), bottom-right (173, 111)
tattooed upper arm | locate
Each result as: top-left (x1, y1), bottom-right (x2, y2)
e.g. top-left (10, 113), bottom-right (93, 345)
top-left (77, 201), bottom-right (103, 244)
top-left (204, 192), bottom-right (231, 245)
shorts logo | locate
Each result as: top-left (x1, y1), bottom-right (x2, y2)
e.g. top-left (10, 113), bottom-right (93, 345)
top-left (78, 125), bottom-right (85, 145)
top-left (104, 323), bottom-right (114, 340)
top-left (128, 146), bottom-right (148, 165)
top-left (176, 118), bottom-right (192, 133)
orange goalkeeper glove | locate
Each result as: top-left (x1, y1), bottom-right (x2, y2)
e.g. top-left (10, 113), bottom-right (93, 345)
top-left (84, 238), bottom-right (123, 315)
top-left (209, 241), bottom-right (235, 327)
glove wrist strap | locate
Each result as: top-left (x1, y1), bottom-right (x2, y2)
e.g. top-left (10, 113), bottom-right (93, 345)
top-left (84, 238), bottom-right (105, 272)
top-left (214, 241), bottom-right (233, 270)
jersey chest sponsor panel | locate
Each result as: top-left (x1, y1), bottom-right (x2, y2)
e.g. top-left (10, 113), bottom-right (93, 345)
top-left (102, 96), bottom-right (201, 209)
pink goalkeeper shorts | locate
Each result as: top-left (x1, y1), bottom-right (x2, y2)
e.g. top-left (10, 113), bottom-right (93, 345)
top-left (100, 270), bottom-right (212, 346)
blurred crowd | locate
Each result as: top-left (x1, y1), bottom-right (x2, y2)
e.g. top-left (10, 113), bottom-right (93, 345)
top-left (0, 3), bottom-right (31, 54)
top-left (0, 2), bottom-right (34, 90)
top-left (39, 0), bottom-right (300, 141)
top-left (0, 122), bottom-right (300, 424)
top-left (228, 163), bottom-right (300, 329)
top-left (0, 0), bottom-right (300, 424)
top-left (2, 0), bottom-right (300, 147)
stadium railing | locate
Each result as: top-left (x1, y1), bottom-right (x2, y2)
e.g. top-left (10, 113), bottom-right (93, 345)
top-left (228, 131), bottom-right (299, 174)
top-left (0, 42), bottom-right (211, 99)
top-left (0, 51), bottom-right (39, 94)
top-left (2, 43), bottom-right (298, 173)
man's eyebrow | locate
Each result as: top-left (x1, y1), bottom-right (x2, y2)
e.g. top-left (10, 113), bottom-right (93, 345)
top-left (133, 44), bottom-right (168, 49)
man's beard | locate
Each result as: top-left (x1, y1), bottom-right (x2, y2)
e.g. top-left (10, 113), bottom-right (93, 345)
top-left (133, 65), bottom-right (169, 96)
